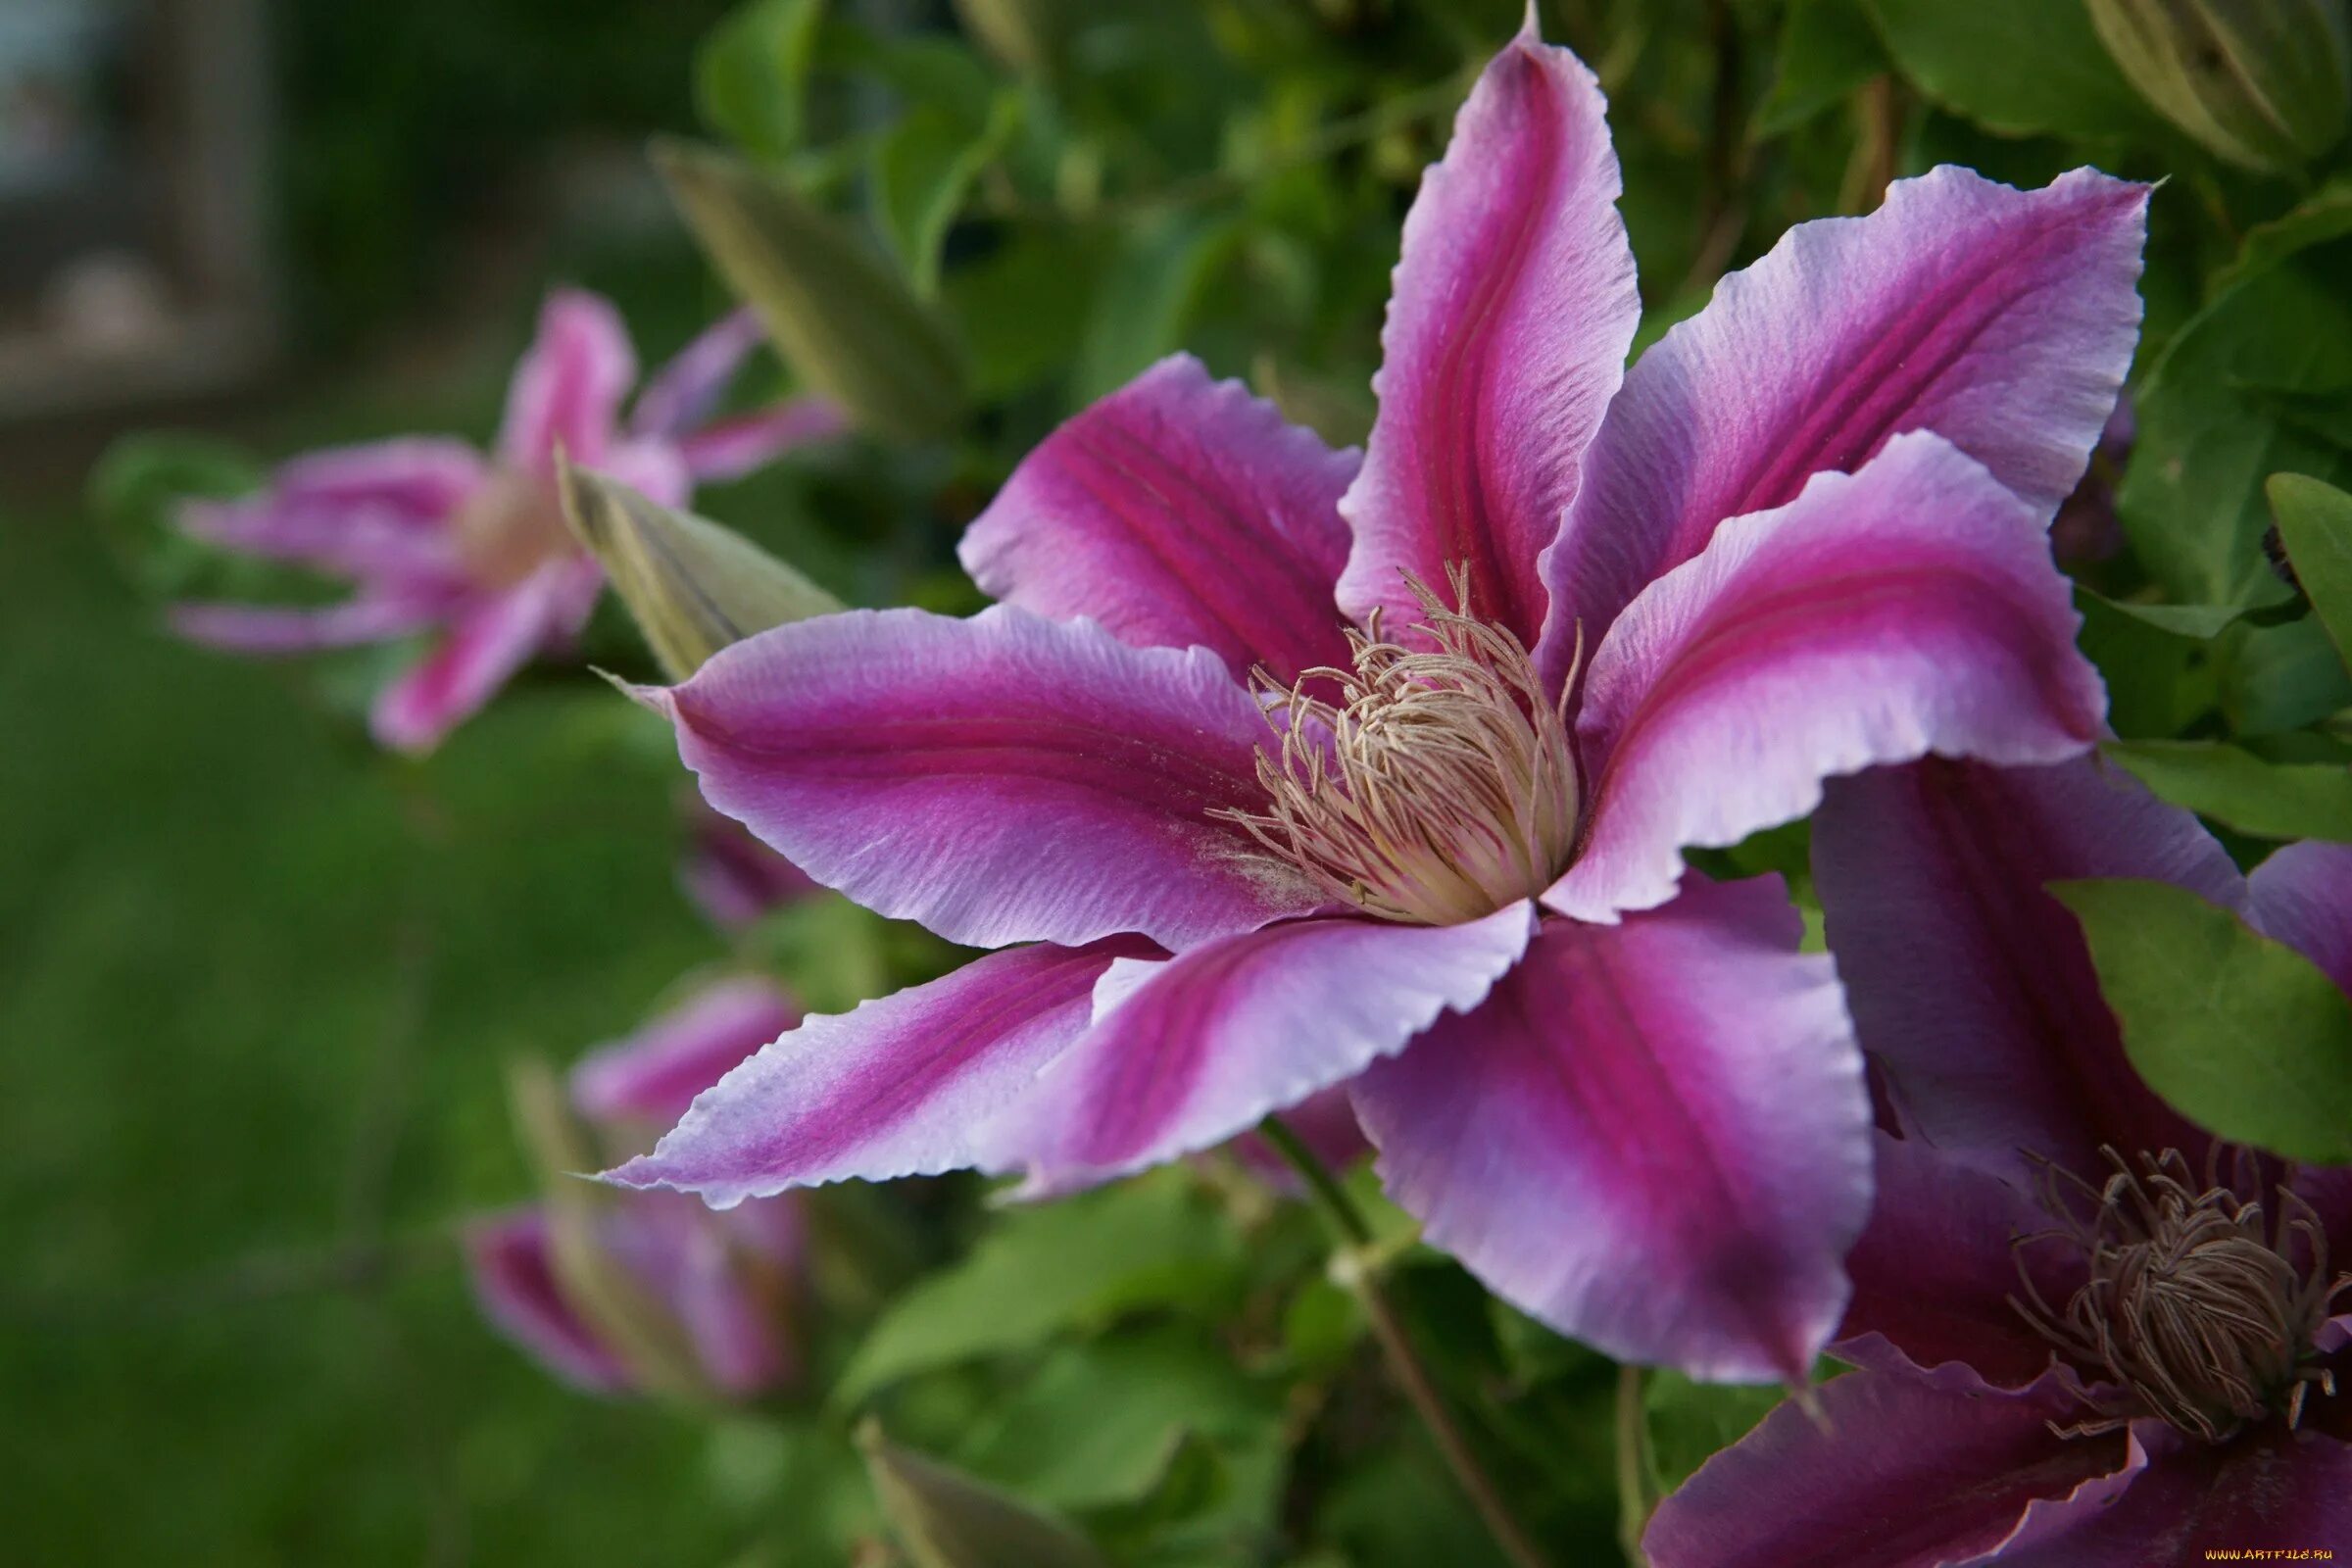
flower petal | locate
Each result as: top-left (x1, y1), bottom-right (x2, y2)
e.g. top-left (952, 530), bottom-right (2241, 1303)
top-left (607, 939), bottom-right (1154, 1208)
top-left (1549, 432), bottom-right (2108, 925)
top-left (652, 605), bottom-right (1328, 950)
top-left (169, 594), bottom-right (447, 654)
top-left (2250, 841), bottom-right (2352, 998)
top-left (1336, 20), bottom-right (1639, 651)
top-left (628, 308), bottom-right (765, 440)
top-left (570, 977), bottom-right (801, 1129)
top-left (1979, 1427), bottom-right (2352, 1568)
top-left (675, 398), bottom-right (848, 485)
top-left (1643, 1370), bottom-right (2132, 1568)
top-left (178, 491), bottom-right (467, 585)
top-left (498, 290), bottom-right (638, 473)
top-left (991, 904), bottom-right (1535, 1194)
top-left (262, 437), bottom-right (489, 522)
top-left (368, 563), bottom-right (576, 753)
top-left (1353, 876), bottom-right (1871, 1382)
top-left (465, 1210), bottom-right (632, 1392)
top-left (1542, 166), bottom-right (2146, 668)
top-left (1812, 757), bottom-right (2239, 1174)
top-left (958, 356), bottom-right (1357, 685)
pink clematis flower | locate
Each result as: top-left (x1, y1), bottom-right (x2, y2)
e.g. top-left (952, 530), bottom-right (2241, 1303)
top-left (467, 976), bottom-right (808, 1397)
top-left (1646, 759), bottom-right (2352, 1565)
top-left (172, 293), bottom-right (845, 753)
top-left (678, 794), bottom-right (819, 934)
top-left (610, 18), bottom-right (2143, 1381)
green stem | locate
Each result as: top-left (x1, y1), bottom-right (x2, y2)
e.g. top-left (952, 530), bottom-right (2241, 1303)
top-left (1258, 1116), bottom-right (1554, 1568)
top-left (1615, 1364), bottom-right (1656, 1566)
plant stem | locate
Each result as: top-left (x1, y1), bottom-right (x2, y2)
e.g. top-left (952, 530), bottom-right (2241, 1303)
top-left (1614, 1364), bottom-right (1655, 1566)
top-left (1257, 1115), bottom-right (1554, 1568)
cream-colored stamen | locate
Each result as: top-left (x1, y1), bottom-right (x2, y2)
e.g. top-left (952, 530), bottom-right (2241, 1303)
top-left (1214, 565), bottom-right (1581, 926)
top-left (454, 469), bottom-right (575, 589)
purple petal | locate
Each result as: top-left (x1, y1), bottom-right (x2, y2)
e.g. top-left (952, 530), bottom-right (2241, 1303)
top-left (1643, 1370), bottom-right (2132, 1568)
top-left (678, 801), bottom-right (817, 933)
top-left (465, 1209), bottom-right (633, 1392)
top-left (570, 977), bottom-right (800, 1129)
top-left (1230, 1086), bottom-right (1371, 1193)
top-left (1549, 432), bottom-right (2108, 925)
top-left (651, 605), bottom-right (1328, 951)
top-left (262, 437), bottom-right (490, 522)
top-left (1542, 166), bottom-right (2146, 669)
top-left (607, 939), bottom-right (1155, 1208)
top-left (628, 308), bottom-right (765, 440)
top-left (2250, 841), bottom-right (2352, 998)
top-left (1982, 1427), bottom-right (2352, 1567)
top-left (1838, 1132), bottom-right (2073, 1392)
top-left (1336, 20), bottom-right (1639, 651)
top-left (657, 1210), bottom-right (802, 1396)
top-left (1353, 876), bottom-right (1871, 1382)
top-left (989, 905), bottom-right (1535, 1195)
top-left (168, 594), bottom-right (446, 654)
top-left (368, 564), bottom-right (575, 754)
top-left (959, 356), bottom-right (1357, 685)
top-left (590, 438), bottom-right (695, 511)
top-left (497, 290), bottom-right (638, 473)
top-left (1812, 757), bottom-right (2240, 1175)
top-left (177, 492), bottom-right (467, 585)
top-left (675, 398), bottom-right (849, 485)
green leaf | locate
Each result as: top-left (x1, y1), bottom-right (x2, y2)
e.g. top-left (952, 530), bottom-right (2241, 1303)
top-left (695, 0), bottom-right (830, 159)
top-left (741, 898), bottom-right (894, 1015)
top-left (86, 432), bottom-right (265, 601)
top-left (861, 1420), bottom-right (1110, 1568)
top-left (872, 93), bottom-right (1024, 298)
top-left (2225, 615), bottom-right (2352, 736)
top-left (2101, 738), bottom-right (2352, 842)
top-left (2052, 878), bottom-right (2352, 1163)
top-left (1754, 0), bottom-right (1886, 138)
top-left (1866, 0), bottom-right (2161, 141)
top-left (834, 1171), bottom-right (1246, 1404)
top-left (1642, 1371), bottom-right (1788, 1494)
top-left (2078, 589), bottom-right (2256, 641)
top-left (2269, 472), bottom-right (2352, 674)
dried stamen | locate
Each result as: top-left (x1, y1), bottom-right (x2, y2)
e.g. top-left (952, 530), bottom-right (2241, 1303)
top-left (2012, 1147), bottom-right (2348, 1444)
top-left (1212, 565), bottom-right (1580, 926)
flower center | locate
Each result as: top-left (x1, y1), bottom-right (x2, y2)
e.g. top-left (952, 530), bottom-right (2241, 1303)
top-left (1213, 566), bottom-right (1580, 926)
top-left (2014, 1147), bottom-right (2346, 1444)
top-left (453, 469), bottom-right (575, 590)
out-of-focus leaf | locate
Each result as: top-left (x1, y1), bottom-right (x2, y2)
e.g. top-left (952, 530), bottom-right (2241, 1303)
top-left (943, 228), bottom-right (1104, 401)
top-left (1282, 1275), bottom-right (1367, 1377)
top-left (2270, 472), bottom-right (2352, 671)
top-left (696, 0), bottom-right (829, 159)
top-left (2054, 877), bottom-right (2352, 1163)
top-left (741, 897), bottom-right (893, 1016)
top-left (2225, 616), bottom-right (2352, 735)
top-left (2122, 189), bottom-right (2352, 607)
top-left (657, 138), bottom-right (968, 442)
top-left (2080, 589), bottom-right (2256, 640)
top-left (1867, 0), bottom-right (2162, 140)
top-left (1642, 1371), bottom-right (1788, 1496)
top-left (87, 433), bottom-right (265, 600)
top-left (835, 1171), bottom-right (1247, 1404)
top-left (952, 0), bottom-right (1062, 77)
top-left (1755, 0), bottom-right (1886, 137)
top-left (2102, 738), bottom-right (2352, 841)
top-left (2085, 0), bottom-right (2351, 172)
top-left (873, 94), bottom-right (1024, 298)
top-left (861, 1420), bottom-right (1110, 1568)
top-left (559, 462), bottom-right (843, 680)
top-left (1075, 209), bottom-right (1246, 402)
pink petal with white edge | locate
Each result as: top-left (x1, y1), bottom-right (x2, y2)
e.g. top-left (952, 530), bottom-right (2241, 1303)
top-left (607, 938), bottom-right (1156, 1208)
top-left (570, 977), bottom-right (801, 1129)
top-left (1336, 17), bottom-right (1638, 651)
top-left (498, 290), bottom-right (639, 473)
top-left (652, 605), bottom-right (1328, 951)
top-left (465, 1210), bottom-right (632, 1393)
top-left (1813, 758), bottom-right (2239, 1175)
top-left (991, 904), bottom-right (1535, 1195)
top-left (1541, 166), bottom-right (2146, 672)
top-left (960, 356), bottom-right (1358, 685)
top-left (1353, 876), bottom-right (1871, 1382)
top-left (369, 561), bottom-right (579, 754)
top-left (2250, 840), bottom-right (2352, 997)
top-left (1549, 432), bottom-right (2108, 925)
top-left (1643, 1369), bottom-right (2132, 1568)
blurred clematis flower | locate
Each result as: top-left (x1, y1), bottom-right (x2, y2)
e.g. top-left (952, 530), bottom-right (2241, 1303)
top-left (610, 16), bottom-right (2145, 1382)
top-left (170, 293), bottom-right (844, 753)
top-left (467, 976), bottom-right (807, 1398)
top-left (678, 794), bottom-right (818, 935)
top-left (1646, 759), bottom-right (2352, 1564)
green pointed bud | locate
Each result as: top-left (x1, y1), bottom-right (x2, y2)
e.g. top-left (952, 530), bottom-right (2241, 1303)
top-left (558, 459), bottom-right (842, 680)
top-left (951, 0), bottom-right (1061, 76)
top-left (655, 138), bottom-right (969, 442)
top-left (506, 1058), bottom-right (711, 1399)
top-left (858, 1419), bottom-right (1109, 1568)
top-left (2087, 0), bottom-right (2351, 172)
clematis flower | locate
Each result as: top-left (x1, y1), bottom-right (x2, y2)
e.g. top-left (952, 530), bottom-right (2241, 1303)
top-left (1645, 759), bottom-right (2352, 1564)
top-left (610, 17), bottom-right (2145, 1381)
top-left (467, 976), bottom-right (808, 1397)
top-left (171, 293), bottom-right (844, 753)
top-left (678, 794), bottom-right (818, 934)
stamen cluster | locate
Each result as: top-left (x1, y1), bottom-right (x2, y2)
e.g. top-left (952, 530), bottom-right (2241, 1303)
top-left (1215, 566), bottom-right (1580, 926)
top-left (2014, 1147), bottom-right (2347, 1444)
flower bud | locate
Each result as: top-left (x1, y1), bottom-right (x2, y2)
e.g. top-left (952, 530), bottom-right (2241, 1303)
top-left (858, 1419), bottom-right (1109, 1568)
top-left (2087, 0), bottom-right (2351, 172)
top-left (559, 459), bottom-right (843, 680)
top-left (655, 139), bottom-right (969, 441)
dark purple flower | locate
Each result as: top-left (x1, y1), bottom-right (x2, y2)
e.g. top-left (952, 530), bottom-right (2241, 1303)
top-left (1646, 758), bottom-right (2352, 1564)
top-left (172, 293), bottom-right (843, 752)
